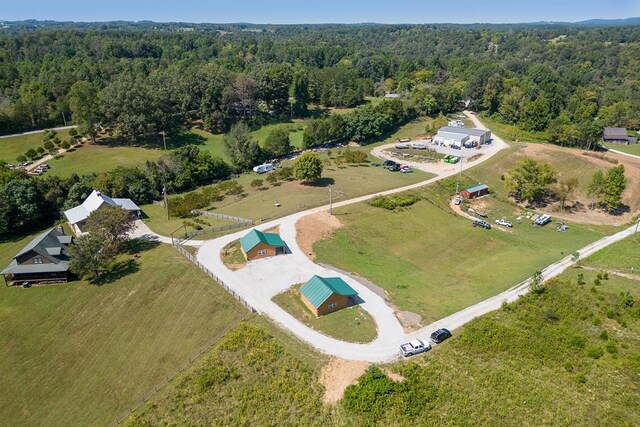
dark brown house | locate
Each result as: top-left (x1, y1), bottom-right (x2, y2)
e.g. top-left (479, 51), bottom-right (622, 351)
top-left (603, 127), bottom-right (637, 145)
top-left (1, 228), bottom-right (73, 286)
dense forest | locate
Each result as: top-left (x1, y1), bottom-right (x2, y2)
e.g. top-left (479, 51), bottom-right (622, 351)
top-left (1, 21), bottom-right (639, 235)
top-left (1, 22), bottom-right (639, 138)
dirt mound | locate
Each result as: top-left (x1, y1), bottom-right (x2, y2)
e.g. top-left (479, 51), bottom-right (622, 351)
top-left (319, 358), bottom-right (369, 404)
top-left (296, 211), bottom-right (343, 260)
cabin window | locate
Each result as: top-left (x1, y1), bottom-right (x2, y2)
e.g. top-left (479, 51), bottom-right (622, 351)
top-left (33, 257), bottom-right (43, 264)
top-left (328, 302), bottom-right (337, 309)
top-left (257, 249), bottom-right (267, 256)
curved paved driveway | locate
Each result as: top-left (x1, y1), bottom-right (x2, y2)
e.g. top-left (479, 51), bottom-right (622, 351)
top-left (194, 112), bottom-right (638, 362)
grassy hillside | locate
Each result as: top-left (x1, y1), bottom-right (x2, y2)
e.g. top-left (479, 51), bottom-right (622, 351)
top-left (126, 319), bottom-right (331, 426)
top-left (342, 239), bottom-right (640, 426)
top-left (128, 237), bottom-right (639, 426)
top-left (0, 232), bottom-right (248, 426)
top-left (0, 129), bottom-right (73, 163)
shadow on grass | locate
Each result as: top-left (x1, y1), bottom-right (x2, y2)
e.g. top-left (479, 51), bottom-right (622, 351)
top-left (91, 259), bottom-right (140, 286)
top-left (95, 130), bottom-right (207, 150)
top-left (302, 177), bottom-right (335, 187)
top-left (123, 238), bottom-right (161, 255)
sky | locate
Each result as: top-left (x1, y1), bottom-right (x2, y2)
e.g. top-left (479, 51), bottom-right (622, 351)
top-left (1, 0), bottom-right (639, 24)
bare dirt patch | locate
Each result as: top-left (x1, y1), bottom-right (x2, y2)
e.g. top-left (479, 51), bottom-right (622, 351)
top-left (319, 358), bottom-right (369, 404)
top-left (296, 211), bottom-right (343, 260)
top-left (383, 368), bottom-right (405, 382)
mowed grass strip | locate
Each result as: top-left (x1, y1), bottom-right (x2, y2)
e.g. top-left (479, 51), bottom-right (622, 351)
top-left (0, 232), bottom-right (247, 426)
top-left (604, 142), bottom-right (640, 156)
top-left (0, 129), bottom-right (73, 163)
top-left (273, 284), bottom-right (377, 343)
top-left (315, 194), bottom-right (609, 323)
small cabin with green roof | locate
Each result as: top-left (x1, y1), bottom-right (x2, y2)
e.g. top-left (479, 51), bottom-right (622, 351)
top-left (240, 229), bottom-right (286, 261)
top-left (299, 275), bottom-right (358, 316)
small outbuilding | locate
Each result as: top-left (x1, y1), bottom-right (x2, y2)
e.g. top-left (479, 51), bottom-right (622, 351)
top-left (240, 229), bottom-right (286, 261)
top-left (603, 127), bottom-right (637, 145)
top-left (460, 183), bottom-right (489, 199)
top-left (299, 275), bottom-right (358, 317)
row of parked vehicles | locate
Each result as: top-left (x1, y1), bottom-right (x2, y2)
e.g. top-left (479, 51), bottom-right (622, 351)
top-left (27, 164), bottom-right (49, 176)
top-left (383, 160), bottom-right (412, 173)
top-left (400, 328), bottom-right (452, 357)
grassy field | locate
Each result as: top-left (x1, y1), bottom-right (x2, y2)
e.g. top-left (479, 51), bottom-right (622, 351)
top-left (343, 245), bottom-right (640, 426)
top-left (0, 231), bottom-right (248, 426)
top-left (604, 142), bottom-right (640, 156)
top-left (273, 284), bottom-right (377, 343)
top-left (0, 129), bottom-right (73, 163)
top-left (479, 114), bottom-right (549, 143)
top-left (128, 236), bottom-right (640, 427)
top-left (579, 237), bottom-right (640, 273)
top-left (127, 319), bottom-right (331, 426)
top-left (139, 203), bottom-right (237, 237)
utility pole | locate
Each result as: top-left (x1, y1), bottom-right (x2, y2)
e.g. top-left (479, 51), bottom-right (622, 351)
top-left (329, 184), bottom-right (333, 215)
top-left (61, 112), bottom-right (67, 126)
top-left (162, 131), bottom-right (167, 150)
top-left (455, 156), bottom-right (463, 195)
top-left (163, 184), bottom-right (170, 220)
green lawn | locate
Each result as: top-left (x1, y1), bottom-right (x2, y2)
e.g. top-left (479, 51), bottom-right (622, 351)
top-left (315, 178), bottom-right (614, 323)
top-left (344, 260), bottom-right (640, 426)
top-left (221, 240), bottom-right (246, 270)
top-left (479, 114), bottom-right (549, 143)
top-left (140, 203), bottom-right (236, 237)
top-left (579, 237), bottom-right (640, 274)
top-left (0, 231), bottom-right (248, 426)
top-left (273, 284), bottom-right (377, 343)
top-left (127, 235), bottom-right (640, 427)
top-left (604, 143), bottom-right (640, 156)
top-left (0, 129), bottom-right (73, 163)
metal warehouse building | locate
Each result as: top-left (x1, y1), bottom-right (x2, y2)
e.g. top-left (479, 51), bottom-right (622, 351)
top-left (434, 126), bottom-right (492, 148)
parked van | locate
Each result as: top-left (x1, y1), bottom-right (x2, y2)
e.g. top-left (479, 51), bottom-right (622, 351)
top-left (412, 143), bottom-right (427, 150)
top-left (534, 214), bottom-right (551, 226)
top-left (252, 163), bottom-right (274, 174)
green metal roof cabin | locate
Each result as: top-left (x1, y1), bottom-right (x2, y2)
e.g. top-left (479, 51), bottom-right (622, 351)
top-left (239, 229), bottom-right (286, 261)
top-left (460, 183), bottom-right (489, 199)
top-left (299, 275), bottom-right (358, 316)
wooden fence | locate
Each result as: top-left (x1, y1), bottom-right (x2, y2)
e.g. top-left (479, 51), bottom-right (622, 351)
top-left (172, 243), bottom-right (256, 312)
top-left (191, 210), bottom-right (253, 225)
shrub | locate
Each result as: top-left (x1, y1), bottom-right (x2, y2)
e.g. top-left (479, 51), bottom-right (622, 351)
top-left (16, 154), bottom-right (27, 163)
top-left (266, 173), bottom-right (279, 185)
top-left (250, 179), bottom-right (264, 189)
top-left (69, 128), bottom-right (78, 136)
top-left (43, 129), bottom-right (56, 140)
top-left (543, 309), bottom-right (559, 321)
top-left (43, 140), bottom-right (54, 150)
top-left (37, 147), bottom-right (45, 154)
top-left (603, 272), bottom-right (609, 280)
top-left (61, 140), bottom-right (71, 150)
top-left (576, 273), bottom-right (585, 286)
top-left (369, 193), bottom-right (421, 210)
top-left (586, 346), bottom-right (604, 359)
top-left (25, 148), bottom-right (38, 159)
top-left (342, 148), bottom-right (369, 164)
top-left (592, 317), bottom-right (602, 326)
top-left (576, 374), bottom-right (587, 384)
top-left (201, 186), bottom-right (223, 203)
top-left (599, 330), bottom-right (609, 340)
top-left (605, 340), bottom-right (618, 354)
top-left (52, 137), bottom-right (61, 145)
top-left (564, 362), bottom-right (573, 372)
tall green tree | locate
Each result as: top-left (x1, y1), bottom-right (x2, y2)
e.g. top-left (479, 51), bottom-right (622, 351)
top-left (84, 205), bottom-right (136, 252)
top-left (293, 152), bottom-right (323, 183)
top-left (68, 80), bottom-right (101, 142)
top-left (223, 122), bottom-right (262, 171)
top-left (264, 128), bottom-right (291, 157)
top-left (505, 158), bottom-right (557, 205)
top-left (290, 65), bottom-right (310, 117)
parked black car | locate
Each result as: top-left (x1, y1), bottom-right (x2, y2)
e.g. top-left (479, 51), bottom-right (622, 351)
top-left (430, 328), bottom-right (452, 344)
top-left (472, 220), bottom-right (491, 229)
top-left (387, 164), bottom-right (401, 172)
top-left (383, 160), bottom-right (397, 167)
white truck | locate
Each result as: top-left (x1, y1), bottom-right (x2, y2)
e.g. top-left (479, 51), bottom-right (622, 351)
top-left (534, 214), bottom-right (552, 226)
top-left (252, 163), bottom-right (274, 174)
top-left (399, 339), bottom-right (431, 357)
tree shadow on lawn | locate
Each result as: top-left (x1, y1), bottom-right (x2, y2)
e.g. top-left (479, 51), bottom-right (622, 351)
top-left (91, 259), bottom-right (140, 286)
top-left (302, 177), bottom-right (335, 187)
top-left (94, 130), bottom-right (207, 150)
top-left (123, 238), bottom-right (161, 255)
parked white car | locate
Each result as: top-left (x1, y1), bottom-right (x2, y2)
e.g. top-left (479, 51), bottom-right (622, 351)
top-left (495, 219), bottom-right (513, 227)
top-left (252, 163), bottom-right (274, 174)
top-left (400, 339), bottom-right (431, 357)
